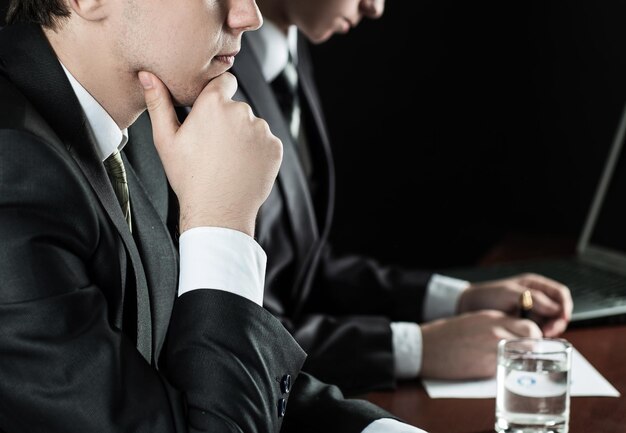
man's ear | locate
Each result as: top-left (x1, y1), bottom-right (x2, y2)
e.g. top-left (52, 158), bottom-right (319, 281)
top-left (67, 0), bottom-right (108, 21)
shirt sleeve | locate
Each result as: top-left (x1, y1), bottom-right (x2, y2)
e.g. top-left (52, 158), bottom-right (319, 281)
top-left (177, 227), bottom-right (266, 306)
top-left (362, 418), bottom-right (429, 433)
top-left (390, 322), bottom-right (422, 379)
top-left (423, 273), bottom-right (470, 321)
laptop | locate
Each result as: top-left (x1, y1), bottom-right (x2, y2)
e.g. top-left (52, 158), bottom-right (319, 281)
top-left (445, 102), bottom-right (626, 325)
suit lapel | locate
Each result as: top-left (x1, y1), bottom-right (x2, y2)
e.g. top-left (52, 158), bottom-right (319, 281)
top-left (233, 36), bottom-right (319, 267)
top-left (288, 36), bottom-right (337, 316)
top-left (0, 24), bottom-right (153, 363)
top-left (68, 139), bottom-right (153, 363)
top-left (296, 35), bottom-right (336, 234)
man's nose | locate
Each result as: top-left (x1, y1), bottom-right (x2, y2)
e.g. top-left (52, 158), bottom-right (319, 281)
top-left (360, 0), bottom-right (385, 19)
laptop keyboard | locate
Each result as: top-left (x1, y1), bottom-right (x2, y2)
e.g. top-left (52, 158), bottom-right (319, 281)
top-left (536, 260), bottom-right (626, 306)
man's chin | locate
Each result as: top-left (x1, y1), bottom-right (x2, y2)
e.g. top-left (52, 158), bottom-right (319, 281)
top-left (170, 90), bottom-right (201, 108)
top-left (169, 72), bottom-right (222, 107)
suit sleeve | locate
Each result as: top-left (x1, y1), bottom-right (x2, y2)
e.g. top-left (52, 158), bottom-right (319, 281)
top-left (165, 290), bottom-right (306, 432)
top-left (308, 245), bottom-right (434, 321)
top-left (271, 245), bottom-right (434, 394)
top-left (287, 314), bottom-right (396, 394)
top-left (281, 372), bottom-right (400, 433)
top-left (0, 130), bottom-right (306, 433)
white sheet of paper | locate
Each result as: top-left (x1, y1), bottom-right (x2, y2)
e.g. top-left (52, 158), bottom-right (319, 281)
top-left (422, 348), bottom-right (620, 399)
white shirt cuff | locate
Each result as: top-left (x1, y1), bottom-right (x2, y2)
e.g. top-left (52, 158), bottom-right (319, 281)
top-left (423, 274), bottom-right (469, 321)
top-left (390, 322), bottom-right (422, 379)
top-left (362, 418), bottom-right (428, 433)
top-left (178, 227), bottom-right (266, 306)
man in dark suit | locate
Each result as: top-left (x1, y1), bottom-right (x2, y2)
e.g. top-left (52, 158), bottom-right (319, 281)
top-left (230, 0), bottom-right (574, 394)
top-left (0, 1), bottom-right (424, 432)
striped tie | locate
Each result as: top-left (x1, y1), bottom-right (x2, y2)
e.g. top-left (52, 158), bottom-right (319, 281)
top-left (270, 54), bottom-right (315, 179)
top-left (104, 149), bottom-right (132, 231)
top-left (270, 55), bottom-right (301, 140)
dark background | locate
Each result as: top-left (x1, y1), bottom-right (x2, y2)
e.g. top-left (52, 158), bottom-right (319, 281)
top-left (3, 1), bottom-right (626, 269)
top-left (310, 0), bottom-right (626, 268)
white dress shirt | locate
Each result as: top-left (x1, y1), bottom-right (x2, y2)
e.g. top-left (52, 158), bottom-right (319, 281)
top-left (61, 64), bottom-right (266, 307)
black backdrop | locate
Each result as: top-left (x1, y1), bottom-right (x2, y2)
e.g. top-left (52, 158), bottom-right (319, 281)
top-left (0, 1), bottom-right (5, 26)
top-left (310, 0), bottom-right (626, 268)
top-left (3, 1), bottom-right (626, 268)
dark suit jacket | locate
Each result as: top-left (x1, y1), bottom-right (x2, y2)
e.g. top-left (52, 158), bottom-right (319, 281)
top-left (232, 33), bottom-right (436, 394)
top-left (0, 23), bottom-right (392, 433)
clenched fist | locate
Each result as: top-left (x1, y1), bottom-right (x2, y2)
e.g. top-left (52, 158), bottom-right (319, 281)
top-left (139, 70), bottom-right (282, 237)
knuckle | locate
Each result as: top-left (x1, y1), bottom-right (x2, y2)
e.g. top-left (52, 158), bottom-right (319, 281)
top-left (146, 96), bottom-right (163, 112)
top-left (221, 71), bottom-right (237, 86)
top-left (522, 320), bottom-right (542, 337)
top-left (492, 326), bottom-right (509, 341)
top-left (482, 310), bottom-right (504, 320)
top-left (272, 137), bottom-right (283, 160)
top-left (236, 101), bottom-right (254, 119)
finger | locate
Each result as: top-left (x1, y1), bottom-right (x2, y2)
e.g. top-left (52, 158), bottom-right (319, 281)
top-left (528, 289), bottom-right (561, 316)
top-left (513, 281), bottom-right (570, 337)
top-left (502, 317), bottom-right (543, 338)
top-left (214, 72), bottom-right (238, 99)
top-left (520, 273), bottom-right (573, 320)
top-left (138, 71), bottom-right (180, 150)
top-left (541, 316), bottom-right (569, 337)
top-left (187, 73), bottom-right (240, 125)
top-left (515, 278), bottom-right (570, 337)
top-left (195, 72), bottom-right (238, 105)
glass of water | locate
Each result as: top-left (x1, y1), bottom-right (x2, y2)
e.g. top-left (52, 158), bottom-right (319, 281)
top-left (495, 338), bottom-right (572, 433)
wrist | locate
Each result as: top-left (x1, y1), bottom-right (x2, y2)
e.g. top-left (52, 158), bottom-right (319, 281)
top-left (456, 284), bottom-right (474, 314)
top-left (179, 209), bottom-right (255, 237)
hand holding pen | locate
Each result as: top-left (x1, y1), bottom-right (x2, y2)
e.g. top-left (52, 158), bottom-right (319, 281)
top-left (458, 273), bottom-right (573, 337)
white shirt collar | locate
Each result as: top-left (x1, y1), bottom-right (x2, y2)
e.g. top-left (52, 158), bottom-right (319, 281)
top-left (247, 19), bottom-right (299, 83)
top-left (60, 63), bottom-right (128, 162)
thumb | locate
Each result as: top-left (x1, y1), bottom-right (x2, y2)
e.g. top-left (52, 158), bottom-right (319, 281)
top-left (138, 71), bottom-right (180, 151)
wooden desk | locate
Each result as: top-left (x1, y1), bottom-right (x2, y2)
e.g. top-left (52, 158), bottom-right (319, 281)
top-left (364, 234), bottom-right (625, 432)
top-left (364, 324), bottom-right (625, 432)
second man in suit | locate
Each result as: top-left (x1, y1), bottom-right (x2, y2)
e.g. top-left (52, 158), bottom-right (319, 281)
top-left (229, 0), bottom-right (574, 394)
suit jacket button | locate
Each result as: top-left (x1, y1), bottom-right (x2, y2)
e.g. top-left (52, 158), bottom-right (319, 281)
top-left (277, 398), bottom-right (287, 418)
top-left (280, 374), bottom-right (292, 394)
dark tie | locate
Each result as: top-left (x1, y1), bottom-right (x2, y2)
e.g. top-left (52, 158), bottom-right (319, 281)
top-left (271, 56), bottom-right (315, 178)
top-left (271, 55), bottom-right (301, 140)
top-left (104, 149), bottom-right (132, 231)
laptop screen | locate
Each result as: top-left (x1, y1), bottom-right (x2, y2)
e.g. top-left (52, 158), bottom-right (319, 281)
top-left (588, 134), bottom-right (626, 254)
top-left (579, 103), bottom-right (626, 273)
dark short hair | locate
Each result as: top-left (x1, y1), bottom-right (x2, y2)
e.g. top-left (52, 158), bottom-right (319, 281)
top-left (6, 0), bottom-right (70, 28)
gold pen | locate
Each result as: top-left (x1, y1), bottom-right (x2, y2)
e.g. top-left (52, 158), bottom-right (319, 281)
top-left (520, 290), bottom-right (533, 319)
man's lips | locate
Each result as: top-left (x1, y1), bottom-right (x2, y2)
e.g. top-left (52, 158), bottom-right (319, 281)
top-left (215, 51), bottom-right (239, 65)
top-left (338, 18), bottom-right (352, 33)
top-left (344, 17), bottom-right (357, 27)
